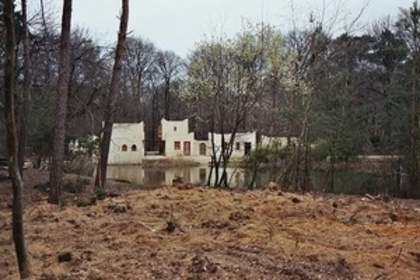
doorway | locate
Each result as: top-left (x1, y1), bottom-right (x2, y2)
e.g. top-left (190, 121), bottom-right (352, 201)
top-left (244, 142), bottom-right (252, 155)
top-left (184, 141), bottom-right (191, 156)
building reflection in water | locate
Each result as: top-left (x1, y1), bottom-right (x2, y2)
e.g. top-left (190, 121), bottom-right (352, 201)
top-left (106, 165), bottom-right (244, 187)
top-left (107, 165), bottom-right (399, 194)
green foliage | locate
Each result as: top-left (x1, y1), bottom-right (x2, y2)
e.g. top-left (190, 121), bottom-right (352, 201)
top-left (66, 135), bottom-right (99, 157)
top-left (243, 143), bottom-right (287, 168)
top-left (3, 1), bottom-right (420, 197)
top-left (186, 24), bottom-right (294, 132)
top-left (312, 107), bottom-right (368, 162)
top-left (62, 177), bottom-right (90, 194)
top-left (312, 123), bottom-right (367, 163)
top-left (73, 195), bottom-right (97, 207)
top-left (27, 87), bottom-right (55, 158)
top-left (30, 122), bottom-right (54, 158)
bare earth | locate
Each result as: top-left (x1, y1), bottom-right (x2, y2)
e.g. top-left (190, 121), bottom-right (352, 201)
top-left (1, 169), bottom-right (420, 280)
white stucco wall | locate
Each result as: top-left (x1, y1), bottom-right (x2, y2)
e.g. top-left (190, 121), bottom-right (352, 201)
top-left (208, 131), bottom-right (257, 159)
top-left (105, 119), bottom-right (298, 165)
top-left (161, 119), bottom-right (189, 140)
top-left (194, 140), bottom-right (210, 157)
top-left (161, 119), bottom-right (198, 157)
top-left (108, 122), bottom-right (144, 164)
top-left (232, 132), bottom-right (257, 158)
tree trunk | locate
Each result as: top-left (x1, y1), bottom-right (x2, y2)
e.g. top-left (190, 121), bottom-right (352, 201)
top-left (409, 59), bottom-right (419, 197)
top-left (407, 23), bottom-right (419, 198)
top-left (18, 0), bottom-right (32, 173)
top-left (49, 0), bottom-right (73, 205)
top-left (3, 0), bottom-right (29, 277)
top-left (164, 80), bottom-right (170, 119)
top-left (99, 0), bottom-right (129, 190)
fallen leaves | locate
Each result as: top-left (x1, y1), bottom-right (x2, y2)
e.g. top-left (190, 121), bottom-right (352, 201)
top-left (1, 171), bottom-right (420, 279)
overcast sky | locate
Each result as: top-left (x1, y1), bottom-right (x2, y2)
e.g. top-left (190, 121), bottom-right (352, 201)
top-left (31, 0), bottom-right (414, 58)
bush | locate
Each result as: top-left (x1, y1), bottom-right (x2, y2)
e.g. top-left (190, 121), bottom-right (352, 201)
top-left (312, 137), bottom-right (364, 163)
top-left (243, 144), bottom-right (287, 168)
top-left (62, 177), bottom-right (90, 194)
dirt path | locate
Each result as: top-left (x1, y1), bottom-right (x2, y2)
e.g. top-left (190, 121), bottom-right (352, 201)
top-left (1, 169), bottom-right (420, 279)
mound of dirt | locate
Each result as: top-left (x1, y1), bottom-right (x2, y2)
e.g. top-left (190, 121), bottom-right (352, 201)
top-left (1, 169), bottom-right (420, 279)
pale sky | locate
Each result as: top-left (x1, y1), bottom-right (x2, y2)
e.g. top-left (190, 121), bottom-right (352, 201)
top-left (31, 0), bottom-right (414, 57)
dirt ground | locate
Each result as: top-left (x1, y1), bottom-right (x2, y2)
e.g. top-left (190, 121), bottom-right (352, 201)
top-left (1, 169), bottom-right (420, 279)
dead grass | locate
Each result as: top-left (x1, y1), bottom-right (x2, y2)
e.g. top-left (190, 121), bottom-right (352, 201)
top-left (1, 169), bottom-right (420, 279)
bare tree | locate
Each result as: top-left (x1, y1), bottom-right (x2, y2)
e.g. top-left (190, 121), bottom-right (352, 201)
top-left (120, 37), bottom-right (156, 121)
top-left (97, 0), bottom-right (129, 190)
top-left (155, 50), bottom-right (183, 120)
top-left (49, 0), bottom-right (73, 204)
top-left (18, 0), bottom-right (32, 172)
top-left (3, 0), bottom-right (29, 277)
top-left (187, 26), bottom-right (269, 187)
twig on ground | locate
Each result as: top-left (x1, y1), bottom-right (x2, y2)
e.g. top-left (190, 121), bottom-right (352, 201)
top-left (138, 221), bottom-right (157, 232)
top-left (391, 248), bottom-right (403, 266)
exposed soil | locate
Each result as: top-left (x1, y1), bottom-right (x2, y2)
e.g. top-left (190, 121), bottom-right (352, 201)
top-left (1, 169), bottom-right (420, 279)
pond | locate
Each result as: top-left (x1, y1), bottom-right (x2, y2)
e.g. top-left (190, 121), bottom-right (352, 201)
top-left (107, 165), bottom-right (250, 188)
top-left (107, 164), bottom-right (403, 195)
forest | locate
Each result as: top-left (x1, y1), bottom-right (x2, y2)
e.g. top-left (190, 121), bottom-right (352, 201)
top-left (1, 2), bottom-right (420, 193)
top-left (2, 0), bottom-right (420, 279)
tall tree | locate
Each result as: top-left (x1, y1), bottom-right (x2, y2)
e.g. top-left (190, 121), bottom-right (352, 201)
top-left (18, 0), bottom-right (32, 172)
top-left (187, 25), bottom-right (275, 187)
top-left (66, 28), bottom-right (109, 135)
top-left (98, 0), bottom-right (129, 190)
top-left (279, 23), bottom-right (330, 192)
top-left (395, 1), bottom-right (420, 196)
top-left (49, 0), bottom-right (73, 204)
top-left (3, 0), bottom-right (29, 277)
top-left (155, 50), bottom-right (182, 120)
top-left (120, 36), bottom-right (156, 121)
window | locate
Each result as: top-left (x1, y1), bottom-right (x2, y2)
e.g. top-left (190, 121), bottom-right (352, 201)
top-left (235, 142), bottom-right (241, 150)
top-left (173, 126), bottom-right (177, 132)
top-left (121, 144), bottom-right (128, 152)
top-left (174, 141), bottom-right (181, 150)
top-left (199, 143), bottom-right (206, 155)
top-left (184, 141), bottom-right (191, 155)
top-left (131, 144), bottom-right (137, 152)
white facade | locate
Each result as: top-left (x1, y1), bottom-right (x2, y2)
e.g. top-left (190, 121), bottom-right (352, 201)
top-left (102, 118), bottom-right (295, 165)
top-left (161, 119), bottom-right (197, 157)
top-left (209, 131), bottom-right (257, 159)
top-left (108, 122), bottom-right (144, 164)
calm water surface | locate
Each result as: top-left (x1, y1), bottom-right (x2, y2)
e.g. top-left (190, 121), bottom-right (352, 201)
top-left (107, 165), bottom-right (401, 195)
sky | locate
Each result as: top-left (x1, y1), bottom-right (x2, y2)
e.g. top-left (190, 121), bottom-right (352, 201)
top-left (30, 0), bottom-right (415, 58)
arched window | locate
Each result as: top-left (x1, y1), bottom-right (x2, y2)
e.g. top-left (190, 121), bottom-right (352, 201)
top-left (121, 144), bottom-right (128, 152)
top-left (199, 143), bottom-right (206, 155)
top-left (131, 144), bottom-right (137, 152)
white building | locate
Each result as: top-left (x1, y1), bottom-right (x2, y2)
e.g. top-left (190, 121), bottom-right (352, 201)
top-left (160, 119), bottom-right (197, 157)
top-left (208, 131), bottom-right (257, 159)
top-left (108, 122), bottom-right (144, 164)
top-left (103, 118), bottom-right (295, 165)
